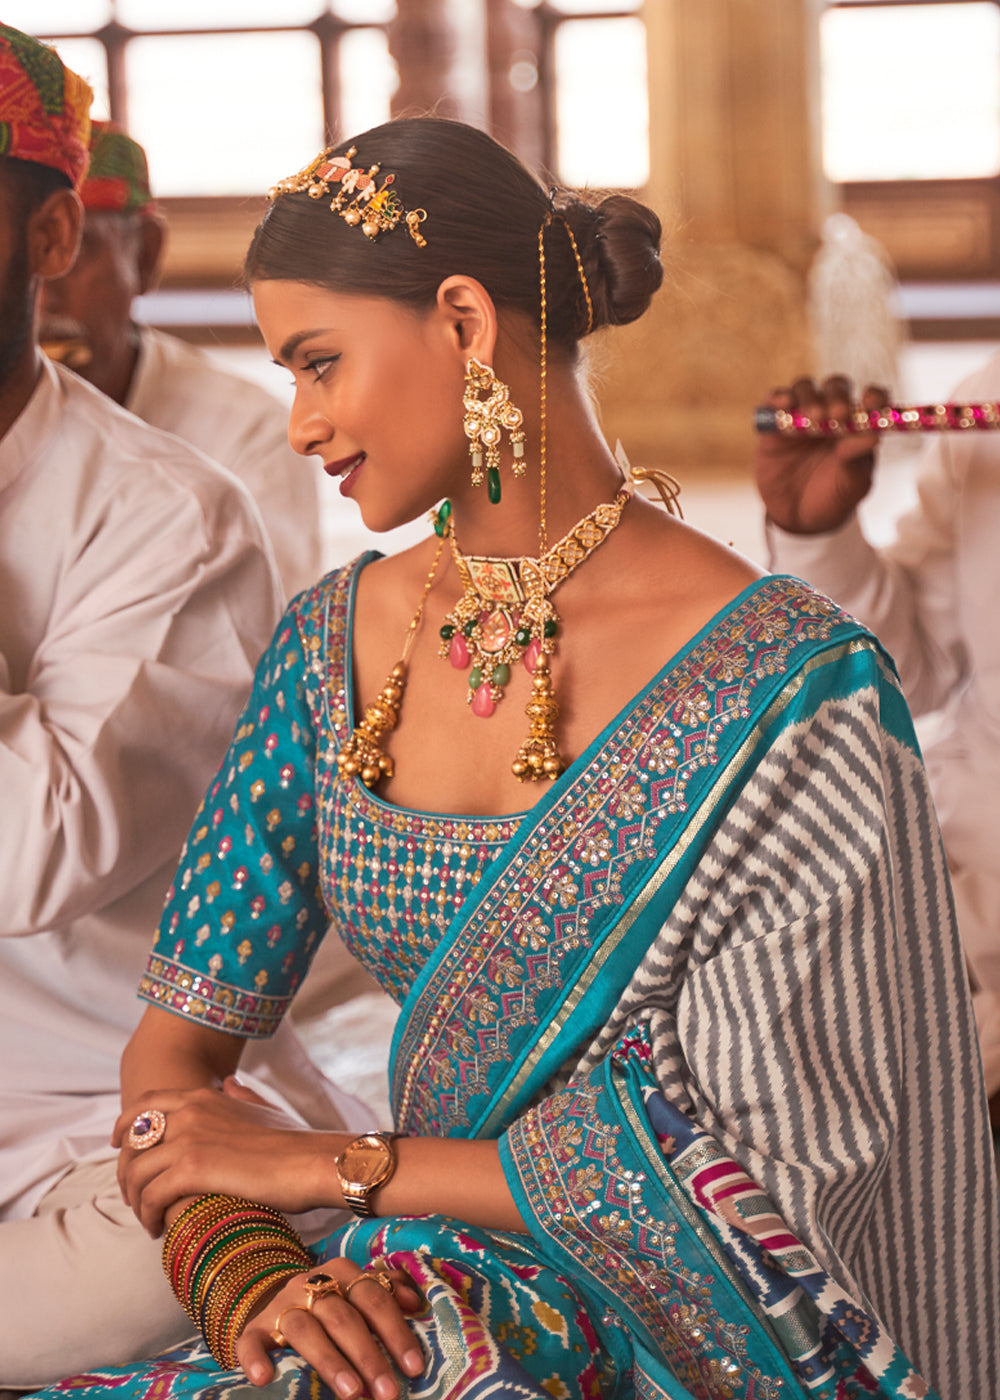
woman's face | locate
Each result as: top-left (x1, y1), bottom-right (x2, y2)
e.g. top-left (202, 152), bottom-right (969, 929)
top-left (253, 278), bottom-right (469, 533)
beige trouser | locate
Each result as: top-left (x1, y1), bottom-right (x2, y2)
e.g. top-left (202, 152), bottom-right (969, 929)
top-left (0, 1157), bottom-right (196, 1388)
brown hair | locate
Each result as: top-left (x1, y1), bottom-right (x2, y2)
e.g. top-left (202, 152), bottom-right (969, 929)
top-left (245, 117), bottom-right (663, 351)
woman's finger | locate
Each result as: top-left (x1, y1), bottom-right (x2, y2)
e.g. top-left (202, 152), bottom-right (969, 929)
top-left (335, 1267), bottom-right (425, 1380)
top-left (250, 1298), bottom-right (396, 1400)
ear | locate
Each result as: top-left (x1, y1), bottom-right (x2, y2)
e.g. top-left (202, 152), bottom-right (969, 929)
top-left (435, 275), bottom-right (497, 365)
top-left (30, 188), bottom-right (83, 281)
top-left (136, 215), bottom-right (166, 295)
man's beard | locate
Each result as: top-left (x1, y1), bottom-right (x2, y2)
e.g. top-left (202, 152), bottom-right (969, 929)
top-left (0, 230), bottom-right (35, 391)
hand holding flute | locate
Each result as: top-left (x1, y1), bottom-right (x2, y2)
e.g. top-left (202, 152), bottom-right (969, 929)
top-left (754, 376), bottom-right (888, 536)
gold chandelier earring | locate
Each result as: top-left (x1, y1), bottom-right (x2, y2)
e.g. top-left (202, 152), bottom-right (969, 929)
top-left (462, 357), bottom-right (526, 504)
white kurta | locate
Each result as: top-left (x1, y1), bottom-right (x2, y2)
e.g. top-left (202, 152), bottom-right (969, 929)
top-left (767, 350), bottom-right (1000, 1093)
top-left (127, 326), bottom-right (322, 601)
top-left (0, 357), bottom-right (331, 1223)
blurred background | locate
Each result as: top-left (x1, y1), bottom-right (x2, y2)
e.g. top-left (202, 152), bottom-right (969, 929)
top-left (11, 0), bottom-right (1000, 565)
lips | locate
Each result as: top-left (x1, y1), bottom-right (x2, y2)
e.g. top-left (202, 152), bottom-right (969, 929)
top-left (323, 451), bottom-right (365, 479)
top-left (323, 451), bottom-right (366, 497)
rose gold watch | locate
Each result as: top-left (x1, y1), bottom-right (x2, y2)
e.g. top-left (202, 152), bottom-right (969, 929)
top-left (335, 1131), bottom-right (400, 1217)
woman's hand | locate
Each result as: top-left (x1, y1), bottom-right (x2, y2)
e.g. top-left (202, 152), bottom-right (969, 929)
top-left (114, 1077), bottom-right (345, 1235)
top-left (755, 375), bottom-right (888, 535)
top-left (237, 1258), bottom-right (426, 1394)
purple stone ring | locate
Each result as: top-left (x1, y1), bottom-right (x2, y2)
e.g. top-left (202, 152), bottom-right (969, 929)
top-left (127, 1108), bottom-right (167, 1151)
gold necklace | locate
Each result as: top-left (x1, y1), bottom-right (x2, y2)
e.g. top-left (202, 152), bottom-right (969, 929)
top-left (338, 465), bottom-right (683, 791)
top-left (444, 486), bottom-right (631, 781)
top-left (336, 532), bottom-right (447, 788)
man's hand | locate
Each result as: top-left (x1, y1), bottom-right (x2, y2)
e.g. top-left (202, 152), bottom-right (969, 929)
top-left (755, 375), bottom-right (888, 535)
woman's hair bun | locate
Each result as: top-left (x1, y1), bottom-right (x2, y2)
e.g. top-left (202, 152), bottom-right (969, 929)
top-left (562, 193), bottom-right (664, 332)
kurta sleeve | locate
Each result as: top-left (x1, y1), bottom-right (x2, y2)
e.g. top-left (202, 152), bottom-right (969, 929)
top-left (0, 476), bottom-right (279, 939)
top-left (138, 596), bottom-right (329, 1038)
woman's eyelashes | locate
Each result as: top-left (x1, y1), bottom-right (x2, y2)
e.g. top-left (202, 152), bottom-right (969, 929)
top-left (304, 353), bottom-right (341, 382)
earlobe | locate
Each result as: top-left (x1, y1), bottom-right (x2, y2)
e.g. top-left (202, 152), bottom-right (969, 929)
top-left (31, 189), bottom-right (83, 281)
top-left (436, 275), bottom-right (498, 363)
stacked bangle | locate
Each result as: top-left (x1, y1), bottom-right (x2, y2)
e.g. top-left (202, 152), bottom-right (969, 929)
top-left (162, 1194), bottom-right (312, 1368)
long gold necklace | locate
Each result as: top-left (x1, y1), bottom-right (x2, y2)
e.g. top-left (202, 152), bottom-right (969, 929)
top-left (335, 532), bottom-right (447, 788)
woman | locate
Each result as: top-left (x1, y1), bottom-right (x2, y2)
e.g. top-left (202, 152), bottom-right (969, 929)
top-left (41, 118), bottom-right (998, 1400)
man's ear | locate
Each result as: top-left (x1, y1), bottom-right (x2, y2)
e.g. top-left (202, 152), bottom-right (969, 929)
top-left (435, 275), bottom-right (498, 365)
top-left (136, 215), bottom-right (166, 295)
top-left (30, 188), bottom-right (83, 281)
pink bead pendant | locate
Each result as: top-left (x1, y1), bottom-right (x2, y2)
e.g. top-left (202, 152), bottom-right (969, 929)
top-left (449, 632), bottom-right (470, 669)
top-left (471, 683), bottom-right (496, 718)
top-left (523, 638), bottom-right (542, 674)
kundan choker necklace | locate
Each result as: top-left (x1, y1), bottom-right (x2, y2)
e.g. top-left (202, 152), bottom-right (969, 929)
top-left (441, 485), bottom-right (631, 778)
top-left (337, 484), bottom-right (632, 789)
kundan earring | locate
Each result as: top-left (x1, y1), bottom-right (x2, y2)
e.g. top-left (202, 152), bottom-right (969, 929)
top-left (462, 357), bottom-right (526, 504)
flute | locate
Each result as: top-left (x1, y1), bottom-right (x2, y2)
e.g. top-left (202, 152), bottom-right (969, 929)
top-left (755, 403), bottom-right (1000, 435)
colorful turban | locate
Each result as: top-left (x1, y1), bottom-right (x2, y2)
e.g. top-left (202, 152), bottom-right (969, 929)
top-left (0, 24), bottom-right (92, 189)
top-left (82, 120), bottom-right (158, 215)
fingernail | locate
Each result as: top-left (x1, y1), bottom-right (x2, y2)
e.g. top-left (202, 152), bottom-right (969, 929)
top-left (403, 1347), bottom-right (425, 1375)
top-left (374, 1378), bottom-right (398, 1400)
top-left (334, 1375), bottom-right (359, 1399)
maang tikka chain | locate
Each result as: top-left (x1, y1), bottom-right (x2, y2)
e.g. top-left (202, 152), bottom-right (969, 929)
top-left (462, 357), bottom-right (526, 505)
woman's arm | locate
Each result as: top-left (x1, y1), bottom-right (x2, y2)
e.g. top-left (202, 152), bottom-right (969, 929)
top-left (117, 1027), bottom-right (524, 1237)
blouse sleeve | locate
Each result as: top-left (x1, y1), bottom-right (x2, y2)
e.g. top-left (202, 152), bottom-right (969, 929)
top-left (138, 593), bottom-right (330, 1038)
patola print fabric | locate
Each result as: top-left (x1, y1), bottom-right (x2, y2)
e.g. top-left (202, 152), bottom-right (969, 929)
top-left (39, 559), bottom-right (1000, 1398)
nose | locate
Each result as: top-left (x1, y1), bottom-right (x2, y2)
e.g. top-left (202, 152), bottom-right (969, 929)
top-left (287, 384), bottom-right (333, 458)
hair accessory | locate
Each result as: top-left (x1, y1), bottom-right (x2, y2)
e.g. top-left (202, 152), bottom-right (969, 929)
top-left (755, 401), bottom-right (1000, 436)
top-left (268, 144), bottom-right (428, 246)
top-left (128, 1108), bottom-right (166, 1151)
top-left (441, 486), bottom-right (632, 776)
top-left (463, 357), bottom-right (526, 502)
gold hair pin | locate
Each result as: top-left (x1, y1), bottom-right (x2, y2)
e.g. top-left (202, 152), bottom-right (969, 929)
top-left (268, 145), bottom-right (428, 246)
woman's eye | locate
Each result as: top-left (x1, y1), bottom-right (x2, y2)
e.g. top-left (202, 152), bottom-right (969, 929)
top-left (305, 355), bottom-right (340, 382)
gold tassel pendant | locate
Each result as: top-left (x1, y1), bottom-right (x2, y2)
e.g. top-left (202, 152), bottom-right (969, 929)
top-left (512, 653), bottom-right (564, 781)
top-left (336, 663), bottom-right (407, 788)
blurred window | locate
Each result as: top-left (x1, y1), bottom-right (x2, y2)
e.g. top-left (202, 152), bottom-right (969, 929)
top-left (822, 1), bottom-right (1000, 180)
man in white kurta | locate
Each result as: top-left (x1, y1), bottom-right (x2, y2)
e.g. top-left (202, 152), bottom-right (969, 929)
top-left (0, 30), bottom-right (370, 1385)
top-left (758, 356), bottom-right (1000, 1112)
top-left (39, 121), bottom-right (322, 602)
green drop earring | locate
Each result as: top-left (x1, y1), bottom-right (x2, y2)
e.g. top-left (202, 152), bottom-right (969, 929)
top-left (461, 357), bottom-right (526, 505)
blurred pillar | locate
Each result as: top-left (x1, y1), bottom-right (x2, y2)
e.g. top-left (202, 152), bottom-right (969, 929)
top-left (599, 0), bottom-right (831, 474)
top-left (388, 0), bottom-right (488, 127)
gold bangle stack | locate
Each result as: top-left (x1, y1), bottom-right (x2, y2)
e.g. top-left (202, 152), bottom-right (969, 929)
top-left (162, 1194), bottom-right (312, 1369)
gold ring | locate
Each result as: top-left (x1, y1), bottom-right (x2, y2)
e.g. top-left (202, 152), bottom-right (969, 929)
top-left (368, 1260), bottom-right (395, 1294)
top-left (302, 1270), bottom-right (344, 1311)
top-left (270, 1304), bottom-right (310, 1347)
top-left (127, 1109), bottom-right (166, 1151)
top-left (343, 1271), bottom-right (388, 1302)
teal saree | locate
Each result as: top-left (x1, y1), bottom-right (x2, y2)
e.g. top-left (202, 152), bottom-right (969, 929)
top-left (39, 560), bottom-right (999, 1399)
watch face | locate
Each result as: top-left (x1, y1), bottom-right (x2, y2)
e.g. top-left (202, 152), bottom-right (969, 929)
top-left (343, 1137), bottom-right (391, 1188)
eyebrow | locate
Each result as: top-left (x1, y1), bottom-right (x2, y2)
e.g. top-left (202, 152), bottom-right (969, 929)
top-left (275, 328), bottom-right (339, 365)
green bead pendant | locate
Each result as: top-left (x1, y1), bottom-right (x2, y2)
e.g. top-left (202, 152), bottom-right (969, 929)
top-left (491, 663), bottom-right (510, 686)
top-left (469, 666), bottom-right (483, 689)
top-left (544, 618), bottom-right (558, 639)
top-left (487, 466), bottom-right (502, 505)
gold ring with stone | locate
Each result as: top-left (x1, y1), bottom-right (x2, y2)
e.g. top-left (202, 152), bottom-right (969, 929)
top-left (127, 1109), bottom-right (166, 1151)
top-left (302, 1270), bottom-right (344, 1311)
